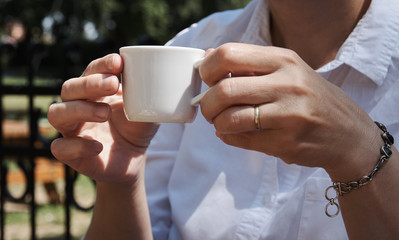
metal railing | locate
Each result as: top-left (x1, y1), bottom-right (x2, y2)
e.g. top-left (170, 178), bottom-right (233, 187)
top-left (0, 41), bottom-right (95, 240)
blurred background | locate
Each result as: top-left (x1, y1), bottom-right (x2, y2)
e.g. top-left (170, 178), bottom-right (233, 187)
top-left (0, 0), bottom-right (250, 239)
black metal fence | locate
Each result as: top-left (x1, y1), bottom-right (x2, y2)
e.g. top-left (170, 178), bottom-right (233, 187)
top-left (0, 41), bottom-right (97, 240)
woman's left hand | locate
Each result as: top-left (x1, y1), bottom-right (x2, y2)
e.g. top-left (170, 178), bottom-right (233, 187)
top-left (199, 43), bottom-right (381, 180)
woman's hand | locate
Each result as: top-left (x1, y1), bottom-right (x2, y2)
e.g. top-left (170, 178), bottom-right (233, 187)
top-left (199, 43), bottom-right (381, 181)
top-left (48, 54), bottom-right (159, 185)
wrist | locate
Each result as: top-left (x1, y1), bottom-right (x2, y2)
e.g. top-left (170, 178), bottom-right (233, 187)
top-left (96, 160), bottom-right (146, 197)
top-left (324, 122), bottom-right (383, 182)
top-left (324, 121), bottom-right (395, 217)
top-left (86, 163), bottom-right (152, 239)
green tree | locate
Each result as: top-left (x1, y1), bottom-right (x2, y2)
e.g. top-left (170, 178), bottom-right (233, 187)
top-left (1, 0), bottom-right (250, 45)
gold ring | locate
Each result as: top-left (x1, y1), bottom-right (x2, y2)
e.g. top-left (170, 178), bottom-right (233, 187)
top-left (254, 105), bottom-right (261, 130)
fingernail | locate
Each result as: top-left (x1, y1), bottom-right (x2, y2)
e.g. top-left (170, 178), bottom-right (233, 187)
top-left (205, 48), bottom-right (214, 56)
top-left (95, 105), bottom-right (110, 120)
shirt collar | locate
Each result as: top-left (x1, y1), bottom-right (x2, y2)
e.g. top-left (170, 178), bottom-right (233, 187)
top-left (239, 0), bottom-right (272, 46)
top-left (320, 0), bottom-right (399, 86)
top-left (241, 0), bottom-right (399, 86)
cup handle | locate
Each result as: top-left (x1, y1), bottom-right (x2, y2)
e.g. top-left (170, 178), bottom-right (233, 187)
top-left (191, 58), bottom-right (212, 106)
top-left (191, 58), bottom-right (231, 106)
top-left (193, 57), bottom-right (204, 70)
top-left (191, 87), bottom-right (212, 106)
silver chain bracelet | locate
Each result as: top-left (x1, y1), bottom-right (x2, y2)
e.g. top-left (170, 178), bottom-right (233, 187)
top-left (324, 121), bottom-right (395, 218)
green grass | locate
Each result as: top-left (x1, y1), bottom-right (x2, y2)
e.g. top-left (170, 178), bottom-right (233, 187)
top-left (2, 76), bottom-right (62, 123)
top-left (6, 205), bottom-right (64, 225)
top-left (3, 94), bottom-right (61, 114)
top-left (4, 159), bottom-right (19, 171)
top-left (2, 74), bottom-right (94, 239)
top-left (73, 174), bottom-right (96, 209)
top-left (5, 175), bottom-right (95, 239)
top-left (2, 75), bottom-right (63, 88)
top-left (5, 205), bottom-right (93, 240)
top-left (5, 211), bottom-right (29, 225)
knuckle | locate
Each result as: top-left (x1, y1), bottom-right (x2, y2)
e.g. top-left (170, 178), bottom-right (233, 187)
top-left (71, 101), bottom-right (88, 120)
top-left (216, 43), bottom-right (238, 64)
top-left (83, 60), bottom-right (95, 74)
top-left (81, 76), bottom-right (92, 93)
top-left (47, 103), bottom-right (59, 126)
top-left (280, 48), bottom-right (301, 65)
top-left (225, 110), bottom-right (242, 131)
top-left (60, 79), bottom-right (73, 101)
top-left (105, 54), bottom-right (118, 72)
top-left (82, 75), bottom-right (104, 96)
top-left (50, 138), bottom-right (64, 160)
top-left (214, 108), bottom-right (244, 133)
top-left (215, 80), bottom-right (235, 103)
top-left (287, 79), bottom-right (308, 96)
top-left (289, 73), bottom-right (314, 98)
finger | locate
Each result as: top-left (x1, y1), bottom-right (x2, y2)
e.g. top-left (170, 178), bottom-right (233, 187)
top-left (216, 129), bottom-right (309, 166)
top-left (200, 74), bottom-right (279, 122)
top-left (213, 102), bottom-right (287, 134)
top-left (48, 101), bottom-right (111, 136)
top-left (51, 137), bottom-right (103, 168)
top-left (215, 131), bottom-right (280, 157)
top-left (61, 74), bottom-right (119, 101)
top-left (199, 43), bottom-right (293, 86)
top-left (82, 53), bottom-right (123, 77)
top-left (204, 48), bottom-right (214, 56)
top-left (213, 105), bottom-right (255, 134)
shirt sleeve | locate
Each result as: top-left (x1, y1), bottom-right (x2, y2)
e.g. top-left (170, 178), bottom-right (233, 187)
top-left (145, 122), bottom-right (185, 239)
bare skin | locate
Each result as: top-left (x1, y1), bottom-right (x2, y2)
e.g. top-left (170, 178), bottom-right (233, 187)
top-left (48, 55), bottom-right (157, 239)
top-left (269, 0), bottom-right (371, 69)
top-left (48, 0), bottom-right (399, 239)
top-left (199, 42), bottom-right (399, 240)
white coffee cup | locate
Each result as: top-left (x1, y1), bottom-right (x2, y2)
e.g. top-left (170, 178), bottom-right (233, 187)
top-left (120, 45), bottom-right (205, 123)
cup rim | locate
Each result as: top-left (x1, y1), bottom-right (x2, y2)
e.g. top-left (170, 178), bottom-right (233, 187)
top-left (119, 45), bottom-right (205, 54)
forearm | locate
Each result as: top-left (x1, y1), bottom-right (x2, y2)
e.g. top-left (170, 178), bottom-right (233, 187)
top-left (338, 149), bottom-right (399, 239)
top-left (85, 166), bottom-right (153, 240)
top-left (326, 124), bottom-right (399, 239)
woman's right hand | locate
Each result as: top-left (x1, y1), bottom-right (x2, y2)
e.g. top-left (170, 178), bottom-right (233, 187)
top-left (48, 53), bottom-right (160, 185)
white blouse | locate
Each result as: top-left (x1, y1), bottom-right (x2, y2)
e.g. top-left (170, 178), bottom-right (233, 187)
top-left (145, 0), bottom-right (399, 239)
